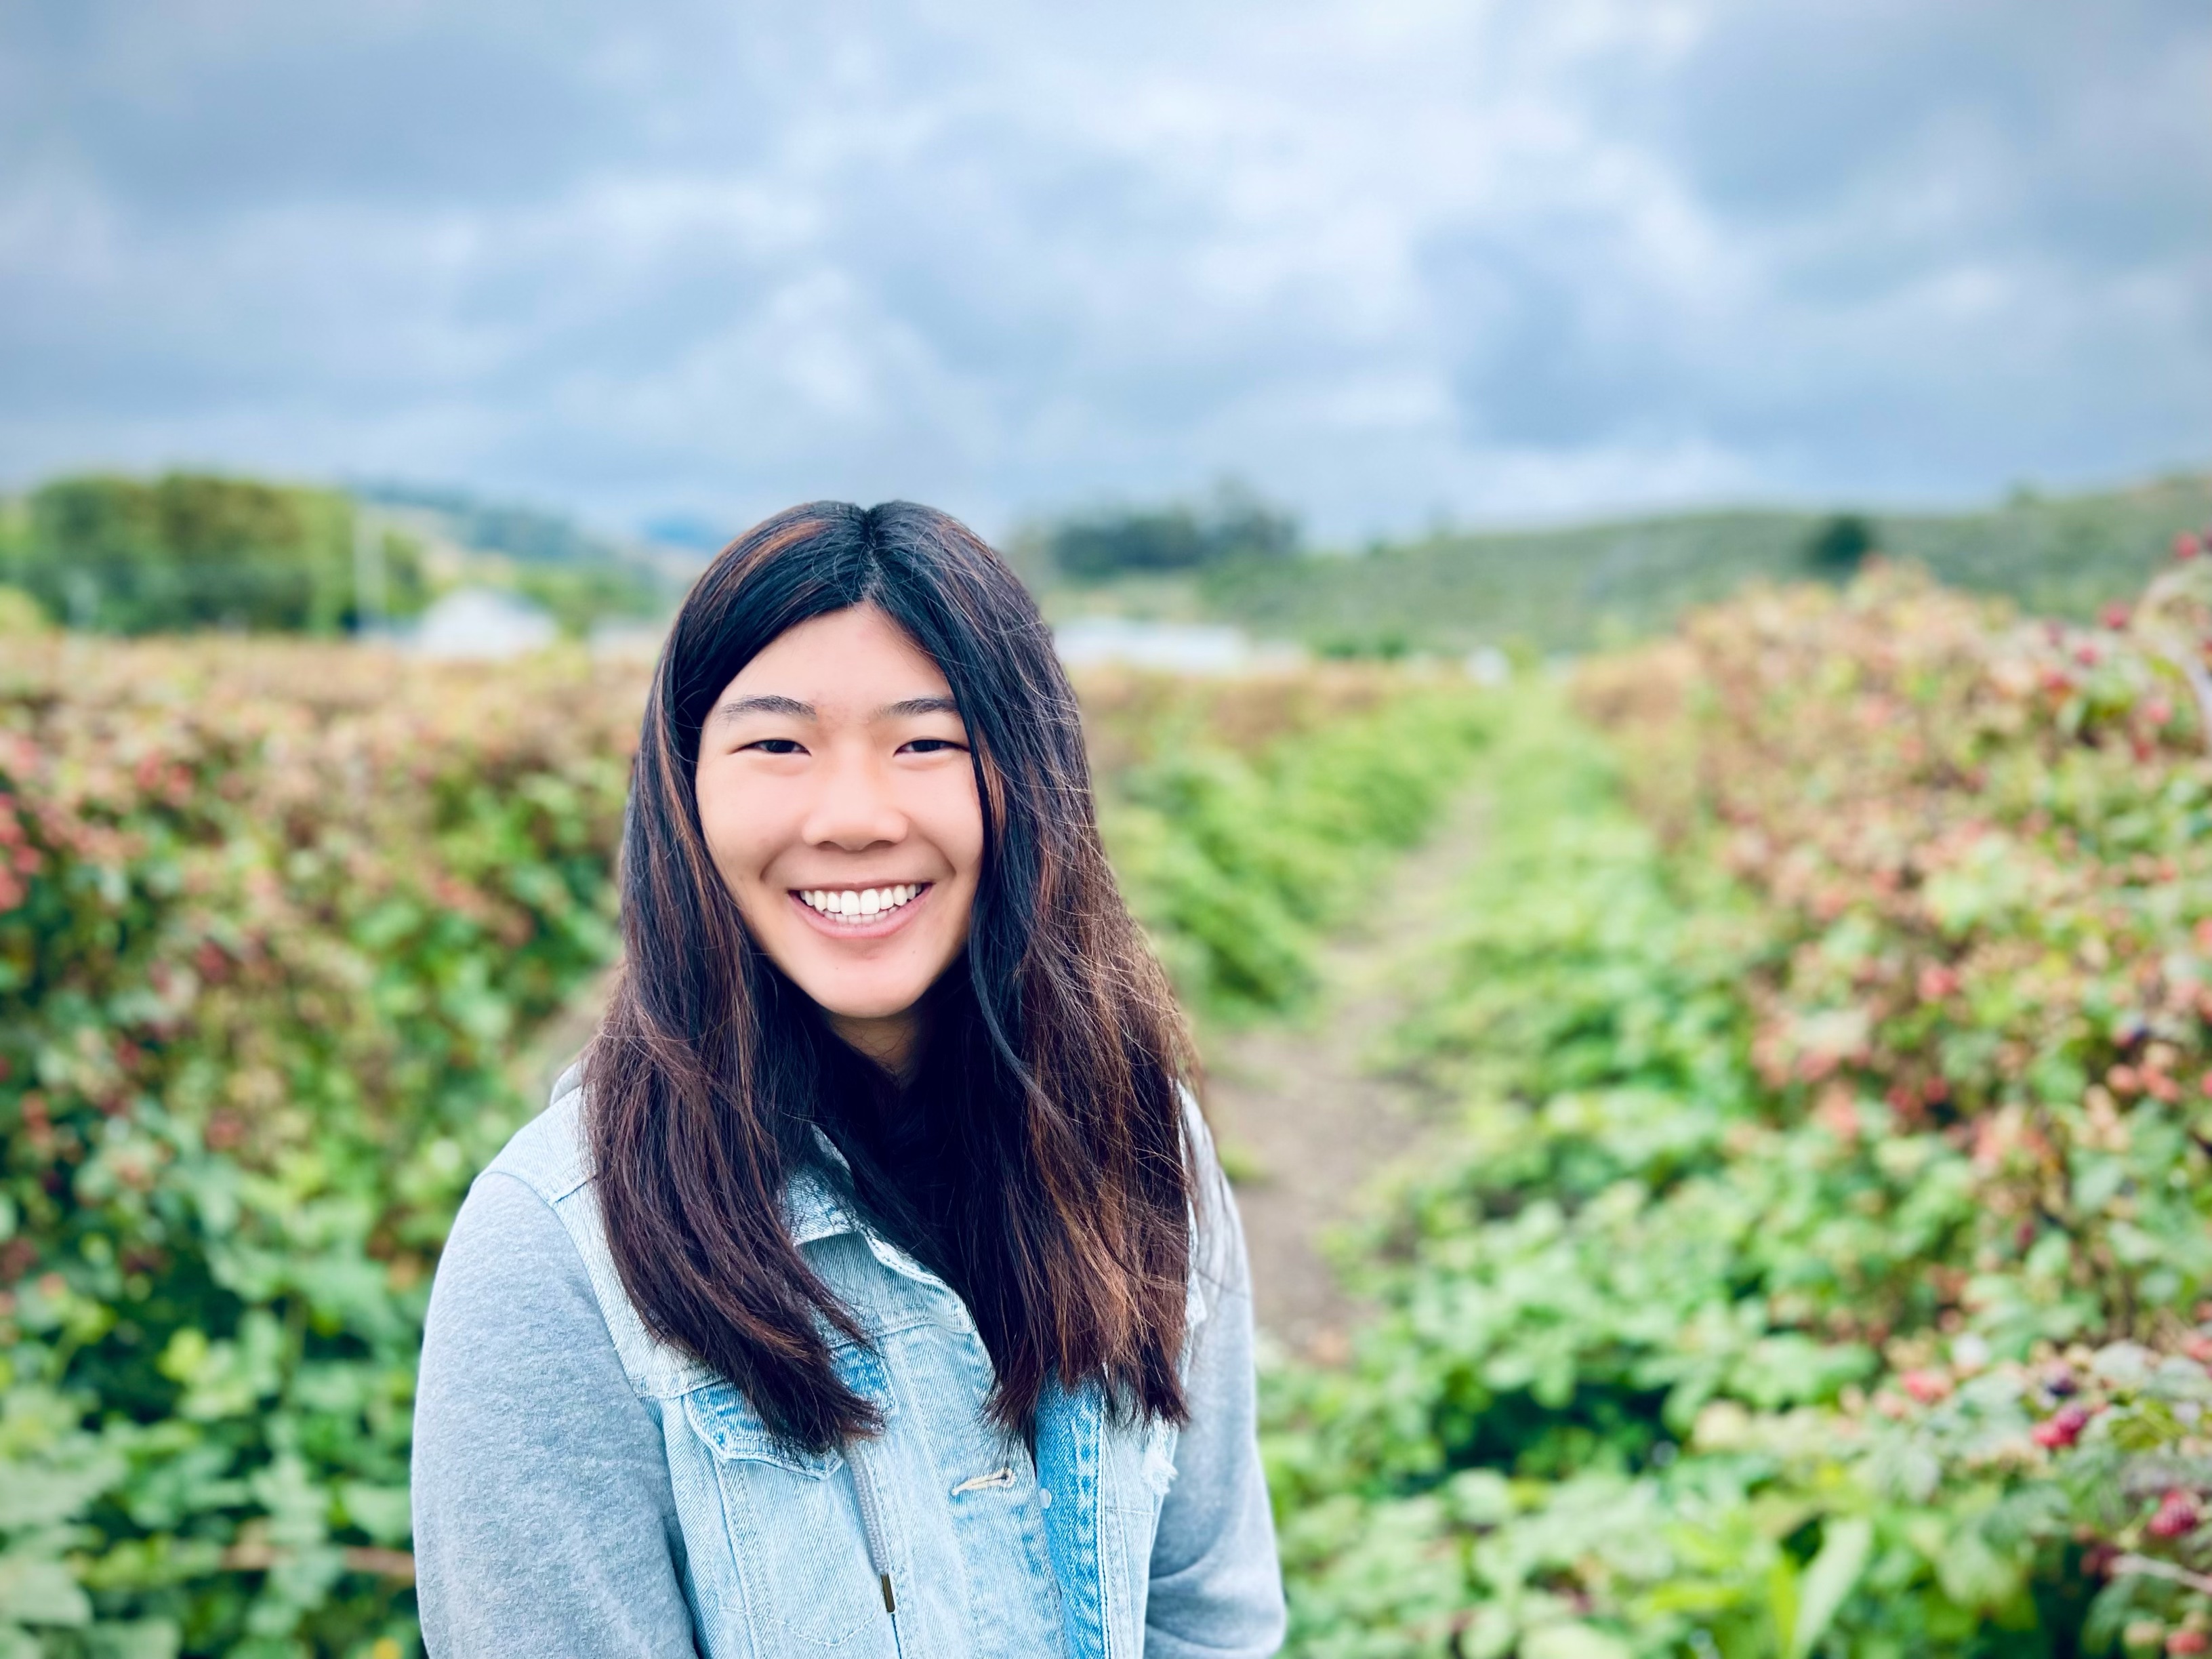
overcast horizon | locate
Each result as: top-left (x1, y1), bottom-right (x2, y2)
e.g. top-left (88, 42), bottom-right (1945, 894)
top-left (5, 1), bottom-right (2209, 546)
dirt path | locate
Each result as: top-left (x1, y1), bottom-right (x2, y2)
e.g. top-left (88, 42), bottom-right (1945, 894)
top-left (1199, 784), bottom-right (1490, 1361)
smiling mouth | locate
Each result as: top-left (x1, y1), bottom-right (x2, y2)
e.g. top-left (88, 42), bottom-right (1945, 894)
top-left (792, 883), bottom-right (931, 926)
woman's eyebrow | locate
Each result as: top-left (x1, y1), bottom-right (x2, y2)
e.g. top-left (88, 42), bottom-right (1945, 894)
top-left (714, 693), bottom-right (959, 725)
top-left (715, 693), bottom-right (815, 723)
top-left (878, 695), bottom-right (961, 719)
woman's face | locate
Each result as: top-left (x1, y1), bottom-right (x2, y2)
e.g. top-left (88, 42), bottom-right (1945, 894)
top-left (693, 604), bottom-right (984, 1072)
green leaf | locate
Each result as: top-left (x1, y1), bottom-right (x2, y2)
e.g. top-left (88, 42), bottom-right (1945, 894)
top-left (1522, 1622), bottom-right (1633, 1659)
top-left (1787, 1515), bottom-right (1872, 1659)
top-left (0, 1554), bottom-right (91, 1626)
top-left (88, 1620), bottom-right (182, 1659)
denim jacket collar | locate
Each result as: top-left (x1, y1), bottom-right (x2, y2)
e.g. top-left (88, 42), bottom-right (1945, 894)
top-left (783, 1130), bottom-right (950, 1294)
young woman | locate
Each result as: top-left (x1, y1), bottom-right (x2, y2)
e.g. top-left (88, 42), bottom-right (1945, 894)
top-left (411, 502), bottom-right (1285, 1658)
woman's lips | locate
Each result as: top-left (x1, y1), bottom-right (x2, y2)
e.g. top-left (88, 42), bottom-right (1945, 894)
top-left (786, 881), bottom-right (935, 941)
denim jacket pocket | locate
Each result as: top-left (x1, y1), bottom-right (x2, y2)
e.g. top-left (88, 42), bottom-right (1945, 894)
top-left (680, 1344), bottom-right (901, 1653)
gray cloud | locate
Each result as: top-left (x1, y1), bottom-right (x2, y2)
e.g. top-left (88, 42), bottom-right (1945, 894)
top-left (2, 0), bottom-right (2207, 541)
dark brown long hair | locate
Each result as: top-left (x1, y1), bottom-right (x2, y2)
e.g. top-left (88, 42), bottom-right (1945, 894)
top-left (585, 501), bottom-right (1197, 1454)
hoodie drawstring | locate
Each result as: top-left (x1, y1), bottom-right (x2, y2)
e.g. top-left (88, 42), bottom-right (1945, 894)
top-left (847, 1450), bottom-right (899, 1618)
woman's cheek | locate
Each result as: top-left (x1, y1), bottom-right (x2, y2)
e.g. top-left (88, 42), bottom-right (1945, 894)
top-left (928, 771), bottom-right (987, 872)
top-left (698, 771), bottom-right (782, 903)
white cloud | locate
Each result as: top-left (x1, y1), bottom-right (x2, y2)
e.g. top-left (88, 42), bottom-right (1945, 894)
top-left (1, 0), bottom-right (2206, 541)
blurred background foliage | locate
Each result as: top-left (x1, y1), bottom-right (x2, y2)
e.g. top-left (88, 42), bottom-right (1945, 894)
top-left (0, 476), bottom-right (415, 638)
top-left (7, 466), bottom-right (2212, 1655)
top-left (9, 463), bottom-right (2211, 658)
top-left (1017, 480), bottom-right (1304, 582)
top-left (0, 627), bottom-right (1486, 1657)
top-left (1010, 468), bottom-right (2212, 659)
top-left (1267, 552), bottom-right (2212, 1658)
top-left (1180, 473), bottom-right (2212, 657)
top-left (0, 475), bottom-right (680, 643)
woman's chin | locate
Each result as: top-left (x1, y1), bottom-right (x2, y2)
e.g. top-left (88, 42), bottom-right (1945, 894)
top-left (817, 994), bottom-right (929, 1027)
top-left (799, 965), bottom-right (943, 1030)
top-left (769, 921), bottom-right (966, 1026)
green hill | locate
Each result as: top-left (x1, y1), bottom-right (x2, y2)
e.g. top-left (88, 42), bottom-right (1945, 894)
top-left (1187, 471), bottom-right (2212, 653)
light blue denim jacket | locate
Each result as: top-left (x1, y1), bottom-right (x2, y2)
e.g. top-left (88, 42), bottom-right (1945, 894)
top-left (412, 1065), bottom-right (1284, 1659)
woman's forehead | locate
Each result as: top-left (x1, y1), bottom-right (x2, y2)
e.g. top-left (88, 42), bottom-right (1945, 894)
top-left (716, 605), bottom-right (953, 714)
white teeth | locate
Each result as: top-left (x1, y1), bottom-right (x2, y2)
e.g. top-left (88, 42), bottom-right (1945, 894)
top-left (799, 884), bottom-right (925, 918)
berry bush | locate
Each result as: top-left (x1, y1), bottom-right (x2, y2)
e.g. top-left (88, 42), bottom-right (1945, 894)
top-left (1267, 550), bottom-right (2212, 1658)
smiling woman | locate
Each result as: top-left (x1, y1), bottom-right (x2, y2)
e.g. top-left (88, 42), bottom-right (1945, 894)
top-left (409, 501), bottom-right (1285, 1659)
top-left (693, 607), bottom-right (984, 1075)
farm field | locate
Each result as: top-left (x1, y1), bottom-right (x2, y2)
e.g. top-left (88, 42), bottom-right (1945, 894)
top-left (0, 638), bottom-right (1486, 1657)
top-left (1268, 554), bottom-right (2212, 1657)
top-left (8, 544), bottom-right (2212, 1656)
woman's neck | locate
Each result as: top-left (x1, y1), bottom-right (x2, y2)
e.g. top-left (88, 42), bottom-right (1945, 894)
top-left (828, 1007), bottom-right (922, 1083)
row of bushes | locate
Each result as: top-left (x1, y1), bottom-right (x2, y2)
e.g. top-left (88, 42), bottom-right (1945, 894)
top-left (1267, 559), bottom-right (2212, 1656)
top-left (0, 640), bottom-right (641, 1657)
top-left (0, 636), bottom-right (1491, 1656)
top-left (1090, 668), bottom-right (1493, 1017)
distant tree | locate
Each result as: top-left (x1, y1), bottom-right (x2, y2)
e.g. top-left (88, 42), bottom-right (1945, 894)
top-left (1317, 630), bottom-right (1410, 661)
top-left (3, 472), bottom-right (425, 634)
top-left (1042, 483), bottom-right (1300, 581)
top-left (1804, 513), bottom-right (1875, 580)
top-left (0, 586), bottom-right (45, 634)
top-left (514, 562), bottom-right (668, 636)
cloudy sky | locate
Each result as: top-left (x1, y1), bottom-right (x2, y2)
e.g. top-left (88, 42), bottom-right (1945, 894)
top-left (4, 0), bottom-right (2209, 542)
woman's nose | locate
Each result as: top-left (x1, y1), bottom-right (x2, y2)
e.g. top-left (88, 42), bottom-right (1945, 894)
top-left (801, 751), bottom-right (907, 851)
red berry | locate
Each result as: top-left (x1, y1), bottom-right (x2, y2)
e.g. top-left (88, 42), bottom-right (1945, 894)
top-left (2148, 1490), bottom-right (2200, 1539)
top-left (2033, 1403), bottom-right (2092, 1448)
top-left (2169, 1630), bottom-right (2209, 1655)
top-left (1901, 1369), bottom-right (1952, 1405)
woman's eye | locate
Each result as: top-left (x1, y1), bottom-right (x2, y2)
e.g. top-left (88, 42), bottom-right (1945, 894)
top-left (900, 737), bottom-right (962, 754)
top-left (743, 738), bottom-right (806, 755)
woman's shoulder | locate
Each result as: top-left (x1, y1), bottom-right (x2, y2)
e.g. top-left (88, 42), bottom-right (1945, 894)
top-left (480, 1060), bottom-right (594, 1205)
top-left (429, 1156), bottom-right (600, 1368)
top-left (453, 1063), bottom-right (714, 1401)
top-left (1179, 1082), bottom-right (1246, 1332)
top-left (424, 1066), bottom-right (612, 1381)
